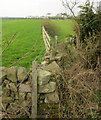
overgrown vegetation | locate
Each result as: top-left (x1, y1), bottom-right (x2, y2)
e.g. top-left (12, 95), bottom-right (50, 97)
top-left (57, 36), bottom-right (100, 118)
top-left (55, 0), bottom-right (100, 118)
top-left (77, 0), bottom-right (100, 70)
top-left (42, 19), bottom-right (59, 38)
top-left (78, 0), bottom-right (101, 43)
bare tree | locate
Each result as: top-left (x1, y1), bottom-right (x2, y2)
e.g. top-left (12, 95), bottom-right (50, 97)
top-left (61, 0), bottom-right (81, 49)
top-left (62, 0), bottom-right (79, 18)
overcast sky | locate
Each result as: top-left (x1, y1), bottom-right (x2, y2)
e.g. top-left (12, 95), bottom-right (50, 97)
top-left (0, 0), bottom-right (100, 17)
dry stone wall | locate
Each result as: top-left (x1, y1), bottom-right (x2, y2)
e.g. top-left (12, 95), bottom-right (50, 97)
top-left (37, 66), bottom-right (59, 104)
top-left (0, 61), bottom-right (60, 118)
top-left (0, 67), bottom-right (32, 118)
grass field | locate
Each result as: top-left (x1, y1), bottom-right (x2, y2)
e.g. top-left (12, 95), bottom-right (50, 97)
top-left (2, 19), bottom-right (75, 69)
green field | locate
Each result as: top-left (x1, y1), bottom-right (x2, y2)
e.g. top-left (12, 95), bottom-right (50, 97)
top-left (2, 19), bottom-right (75, 69)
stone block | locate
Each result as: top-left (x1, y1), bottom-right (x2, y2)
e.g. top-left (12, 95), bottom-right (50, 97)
top-left (7, 67), bottom-right (17, 83)
top-left (17, 67), bottom-right (28, 82)
top-left (39, 82), bottom-right (56, 93)
top-left (38, 69), bottom-right (51, 85)
top-left (9, 83), bottom-right (17, 92)
top-left (18, 92), bottom-right (26, 100)
top-left (15, 93), bottom-right (19, 100)
top-left (42, 61), bottom-right (61, 74)
top-left (2, 88), bottom-right (10, 97)
top-left (2, 96), bottom-right (14, 103)
top-left (44, 92), bottom-right (59, 103)
top-left (3, 79), bottom-right (10, 87)
top-left (10, 91), bottom-right (15, 98)
top-left (26, 93), bottom-right (32, 100)
top-left (19, 84), bottom-right (31, 92)
top-left (0, 67), bottom-right (7, 84)
top-left (21, 100), bottom-right (30, 107)
top-left (2, 103), bottom-right (8, 110)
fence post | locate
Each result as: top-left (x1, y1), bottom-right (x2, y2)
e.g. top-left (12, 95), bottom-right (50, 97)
top-left (54, 35), bottom-right (58, 49)
top-left (31, 61), bottom-right (38, 119)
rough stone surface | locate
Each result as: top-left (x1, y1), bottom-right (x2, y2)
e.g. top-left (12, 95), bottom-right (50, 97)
top-left (0, 67), bottom-right (7, 84)
top-left (3, 79), bottom-right (10, 87)
top-left (26, 93), bottom-right (32, 100)
top-left (17, 67), bottom-right (28, 82)
top-left (9, 83), bottom-right (17, 92)
top-left (15, 93), bottom-right (19, 100)
top-left (2, 88), bottom-right (11, 97)
top-left (19, 84), bottom-right (31, 92)
top-left (2, 103), bottom-right (8, 110)
top-left (42, 61), bottom-right (61, 74)
top-left (9, 100), bottom-right (19, 108)
top-left (10, 91), bottom-right (15, 98)
top-left (1, 66), bottom-right (32, 118)
top-left (21, 100), bottom-right (30, 107)
top-left (7, 102), bottom-right (17, 111)
top-left (2, 96), bottom-right (14, 103)
top-left (7, 66), bottom-right (17, 83)
top-left (39, 82), bottom-right (56, 93)
top-left (18, 92), bottom-right (26, 100)
top-left (1, 62), bottom-right (60, 116)
top-left (44, 92), bottom-right (59, 103)
top-left (38, 69), bottom-right (51, 85)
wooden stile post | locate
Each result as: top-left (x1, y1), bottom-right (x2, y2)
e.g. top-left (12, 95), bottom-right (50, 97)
top-left (31, 61), bottom-right (38, 119)
top-left (54, 35), bottom-right (58, 48)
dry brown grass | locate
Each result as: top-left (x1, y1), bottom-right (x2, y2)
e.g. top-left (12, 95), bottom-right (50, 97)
top-left (56, 32), bottom-right (100, 118)
top-left (57, 63), bottom-right (100, 118)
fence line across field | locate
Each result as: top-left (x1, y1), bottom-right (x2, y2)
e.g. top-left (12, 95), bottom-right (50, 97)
top-left (42, 26), bottom-right (58, 53)
top-left (42, 26), bottom-right (51, 52)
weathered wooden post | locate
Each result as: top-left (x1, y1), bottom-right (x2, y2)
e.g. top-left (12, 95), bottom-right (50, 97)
top-left (54, 35), bottom-right (58, 49)
top-left (31, 61), bottom-right (38, 119)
